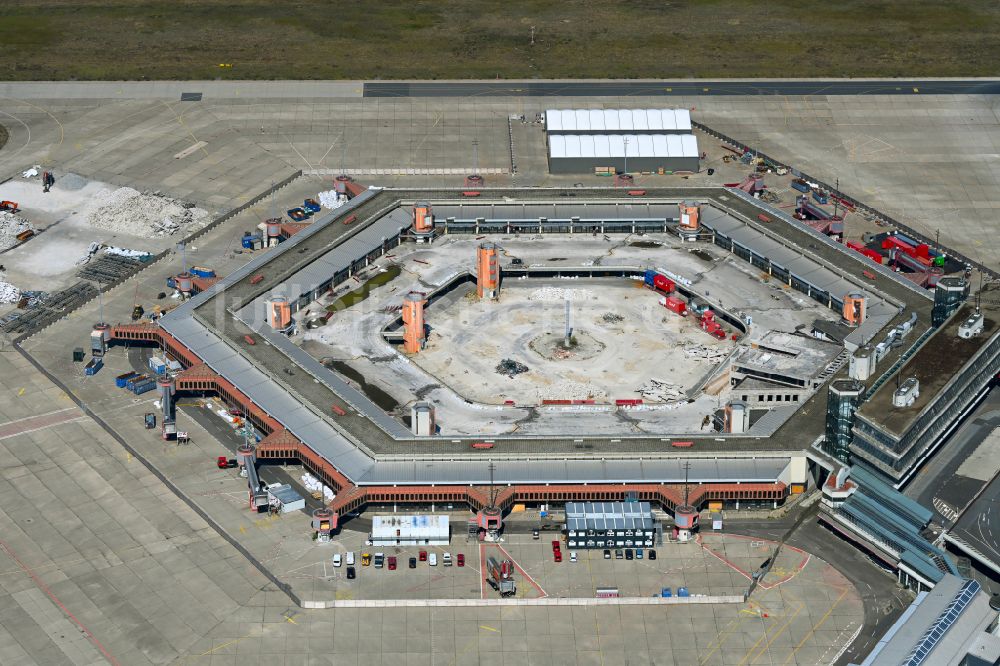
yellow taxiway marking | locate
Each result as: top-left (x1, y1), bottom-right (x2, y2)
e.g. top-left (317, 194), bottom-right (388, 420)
top-left (741, 601), bottom-right (804, 665)
top-left (913, 87), bottom-right (919, 93)
top-left (196, 632), bottom-right (253, 657)
top-left (479, 625), bottom-right (499, 633)
top-left (782, 587), bottom-right (850, 664)
top-left (17, 388), bottom-right (24, 396)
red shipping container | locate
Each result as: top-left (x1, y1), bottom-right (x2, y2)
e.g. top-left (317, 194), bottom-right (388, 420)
top-left (663, 296), bottom-right (687, 315)
top-left (653, 274), bottom-right (675, 293)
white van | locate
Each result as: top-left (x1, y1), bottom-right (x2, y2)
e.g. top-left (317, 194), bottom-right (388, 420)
top-left (428, 553), bottom-right (438, 566)
top-left (442, 552), bottom-right (452, 566)
top-left (332, 553), bottom-right (342, 567)
top-left (345, 551), bottom-right (355, 566)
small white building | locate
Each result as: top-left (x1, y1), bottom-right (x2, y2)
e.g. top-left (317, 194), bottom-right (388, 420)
top-left (266, 484), bottom-right (305, 514)
top-left (371, 514), bottom-right (450, 546)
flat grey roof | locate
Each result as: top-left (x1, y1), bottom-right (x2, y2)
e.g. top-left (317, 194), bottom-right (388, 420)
top-left (153, 186), bottom-right (941, 485)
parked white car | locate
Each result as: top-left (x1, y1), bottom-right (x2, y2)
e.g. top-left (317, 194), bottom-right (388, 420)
top-left (332, 553), bottom-right (342, 567)
top-left (443, 552), bottom-right (452, 566)
top-left (428, 553), bottom-right (438, 566)
top-left (345, 551), bottom-right (355, 566)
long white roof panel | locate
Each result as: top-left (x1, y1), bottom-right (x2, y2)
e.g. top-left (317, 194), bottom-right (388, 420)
top-left (546, 108), bottom-right (692, 133)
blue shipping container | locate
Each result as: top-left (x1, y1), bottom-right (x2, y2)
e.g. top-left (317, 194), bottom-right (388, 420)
top-left (166, 277), bottom-right (176, 289)
top-left (190, 266), bottom-right (216, 278)
top-left (84, 358), bottom-right (104, 376)
top-left (132, 381), bottom-right (155, 395)
top-left (791, 180), bottom-right (810, 193)
top-left (643, 269), bottom-right (656, 288)
top-left (661, 587), bottom-right (672, 598)
top-left (126, 374), bottom-right (149, 390)
top-left (677, 587), bottom-right (689, 597)
top-left (115, 372), bottom-right (138, 388)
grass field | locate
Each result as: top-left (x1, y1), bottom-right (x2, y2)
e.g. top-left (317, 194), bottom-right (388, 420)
top-left (1, 1), bottom-right (999, 80)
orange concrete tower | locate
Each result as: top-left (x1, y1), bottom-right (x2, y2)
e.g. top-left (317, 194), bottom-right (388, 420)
top-left (842, 292), bottom-right (866, 327)
top-left (267, 296), bottom-right (292, 331)
top-left (402, 292), bottom-right (427, 354)
top-left (678, 201), bottom-right (701, 239)
top-left (477, 242), bottom-right (500, 299)
top-left (413, 202), bottom-right (434, 234)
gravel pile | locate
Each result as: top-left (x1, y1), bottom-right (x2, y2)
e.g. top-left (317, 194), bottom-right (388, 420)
top-left (86, 187), bottom-right (209, 237)
top-left (0, 211), bottom-right (34, 251)
top-left (54, 172), bottom-right (88, 191)
top-left (0, 270), bottom-right (20, 304)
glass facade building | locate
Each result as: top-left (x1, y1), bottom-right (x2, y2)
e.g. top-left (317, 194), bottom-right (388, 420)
top-left (824, 379), bottom-right (866, 463)
top-left (931, 277), bottom-right (969, 327)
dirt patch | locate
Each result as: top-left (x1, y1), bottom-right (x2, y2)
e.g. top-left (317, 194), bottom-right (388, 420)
top-left (528, 331), bottom-right (605, 362)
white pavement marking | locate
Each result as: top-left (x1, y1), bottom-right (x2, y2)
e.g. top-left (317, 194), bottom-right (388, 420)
top-left (301, 594), bottom-right (744, 609)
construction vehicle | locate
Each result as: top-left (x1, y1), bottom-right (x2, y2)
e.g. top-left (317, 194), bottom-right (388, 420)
top-left (131, 304), bottom-right (144, 321)
top-left (0, 200), bottom-right (19, 212)
top-left (700, 310), bottom-right (727, 340)
top-left (486, 557), bottom-right (516, 597)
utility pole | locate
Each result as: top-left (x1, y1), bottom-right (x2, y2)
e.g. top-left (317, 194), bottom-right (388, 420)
top-left (833, 178), bottom-right (840, 219)
top-left (623, 136), bottom-right (629, 176)
top-left (530, 26), bottom-right (535, 45)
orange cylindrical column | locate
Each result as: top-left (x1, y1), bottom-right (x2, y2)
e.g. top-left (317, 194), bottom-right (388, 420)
top-left (477, 242), bottom-right (500, 299)
top-left (413, 202), bottom-right (433, 233)
top-left (402, 292), bottom-right (427, 353)
top-left (842, 292), bottom-right (866, 326)
top-left (678, 201), bottom-right (700, 239)
top-left (267, 296), bottom-right (292, 330)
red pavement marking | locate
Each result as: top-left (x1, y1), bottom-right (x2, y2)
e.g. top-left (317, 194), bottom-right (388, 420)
top-left (495, 543), bottom-right (547, 598)
top-left (0, 540), bottom-right (120, 666)
top-left (696, 534), bottom-right (810, 590)
top-left (0, 408), bottom-right (83, 440)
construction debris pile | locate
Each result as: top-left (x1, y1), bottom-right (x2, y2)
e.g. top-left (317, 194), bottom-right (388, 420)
top-left (317, 190), bottom-right (347, 210)
top-left (86, 187), bottom-right (209, 236)
top-left (0, 211), bottom-right (35, 251)
top-left (538, 381), bottom-right (605, 402)
top-left (0, 272), bottom-right (20, 304)
top-left (684, 344), bottom-right (730, 363)
top-left (529, 287), bottom-right (593, 302)
top-left (496, 358), bottom-right (529, 378)
top-left (636, 378), bottom-right (686, 403)
top-left (602, 312), bottom-right (624, 324)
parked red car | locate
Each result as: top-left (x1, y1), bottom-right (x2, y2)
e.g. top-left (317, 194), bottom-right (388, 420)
top-left (553, 550), bottom-right (562, 563)
top-left (457, 553), bottom-right (465, 567)
top-left (388, 556), bottom-right (397, 571)
top-left (419, 550), bottom-right (427, 562)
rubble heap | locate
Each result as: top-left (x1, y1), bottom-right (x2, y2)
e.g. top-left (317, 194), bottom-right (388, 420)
top-left (86, 187), bottom-right (209, 236)
top-left (496, 358), bottom-right (529, 378)
top-left (0, 211), bottom-right (34, 251)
